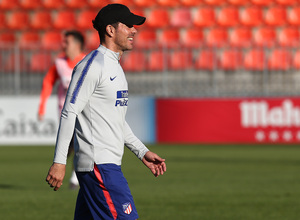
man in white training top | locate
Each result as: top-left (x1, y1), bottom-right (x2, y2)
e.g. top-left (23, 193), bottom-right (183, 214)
top-left (45, 3), bottom-right (166, 220)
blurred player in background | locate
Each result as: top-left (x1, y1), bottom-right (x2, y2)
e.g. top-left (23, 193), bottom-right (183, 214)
top-left (45, 4), bottom-right (166, 220)
top-left (38, 30), bottom-right (86, 189)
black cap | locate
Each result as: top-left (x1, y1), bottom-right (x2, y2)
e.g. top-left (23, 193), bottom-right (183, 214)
top-left (93, 4), bottom-right (146, 31)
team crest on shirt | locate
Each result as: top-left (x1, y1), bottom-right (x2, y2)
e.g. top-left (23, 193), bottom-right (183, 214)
top-left (122, 202), bottom-right (132, 214)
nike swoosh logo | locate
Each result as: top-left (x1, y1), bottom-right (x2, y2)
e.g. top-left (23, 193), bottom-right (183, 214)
top-left (110, 76), bottom-right (117, 81)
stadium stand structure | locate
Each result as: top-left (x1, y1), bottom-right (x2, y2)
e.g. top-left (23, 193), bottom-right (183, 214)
top-left (0, 0), bottom-right (299, 96)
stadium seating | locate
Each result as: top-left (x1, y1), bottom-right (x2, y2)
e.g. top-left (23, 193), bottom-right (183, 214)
top-left (253, 27), bottom-right (276, 48)
top-left (251, 0), bottom-right (273, 6)
top-left (65, 0), bottom-right (87, 8)
top-left (147, 8), bottom-right (169, 28)
top-left (0, 13), bottom-right (6, 30)
top-left (157, 0), bottom-right (180, 7)
top-left (243, 49), bottom-right (266, 71)
top-left (19, 32), bottom-right (40, 49)
top-left (42, 0), bottom-right (65, 9)
top-left (134, 29), bottom-right (157, 49)
top-left (86, 31), bottom-right (99, 50)
top-left (53, 10), bottom-right (76, 29)
top-left (180, 0), bottom-right (203, 6)
top-left (277, 27), bottom-right (300, 47)
top-left (204, 0), bottom-right (226, 5)
top-left (88, 0), bottom-right (110, 8)
top-left (181, 28), bottom-right (204, 48)
top-left (287, 7), bottom-right (300, 26)
top-left (121, 51), bottom-right (147, 72)
top-left (170, 8), bottom-right (192, 28)
top-left (219, 49), bottom-right (243, 70)
top-left (77, 10), bottom-right (98, 30)
top-left (6, 11), bottom-right (29, 30)
top-left (0, 33), bottom-right (16, 45)
top-left (268, 49), bottom-right (292, 70)
top-left (293, 50), bottom-right (300, 69)
top-left (30, 11), bottom-right (52, 30)
top-left (264, 7), bottom-right (287, 26)
top-left (195, 50), bottom-right (217, 70)
top-left (30, 52), bottom-right (53, 72)
top-left (193, 7), bottom-right (216, 27)
top-left (229, 27), bottom-right (252, 48)
top-left (3, 53), bottom-right (28, 72)
top-left (168, 50), bottom-right (193, 70)
top-left (110, 0), bottom-right (134, 6)
top-left (217, 7), bottom-right (240, 27)
top-left (205, 28), bottom-right (228, 48)
top-left (41, 31), bottom-right (62, 50)
top-left (276, 0), bottom-right (297, 5)
top-left (147, 51), bottom-right (167, 71)
top-left (227, 0), bottom-right (250, 5)
top-left (19, 0), bottom-right (42, 9)
top-left (0, 0), bottom-right (19, 10)
top-left (158, 29), bottom-right (180, 48)
top-left (240, 6), bottom-right (263, 27)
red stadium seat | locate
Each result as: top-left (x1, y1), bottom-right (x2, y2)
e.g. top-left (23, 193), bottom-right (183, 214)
top-left (253, 27), bottom-right (276, 48)
top-left (135, 0), bottom-right (156, 7)
top-left (121, 51), bottom-right (146, 72)
top-left (229, 28), bottom-right (252, 48)
top-left (171, 8), bottom-right (192, 28)
top-left (240, 6), bottom-right (263, 27)
top-left (53, 11), bottom-right (76, 29)
top-left (268, 49), bottom-right (292, 70)
top-left (169, 50), bottom-right (193, 70)
top-left (19, 32), bottom-right (40, 49)
top-left (109, 0), bottom-right (134, 6)
top-left (7, 11), bottom-right (29, 30)
top-left (77, 10), bottom-right (98, 30)
top-left (181, 28), bottom-right (204, 48)
top-left (134, 29), bottom-right (157, 49)
top-left (251, 0), bottom-right (273, 6)
top-left (217, 7), bottom-right (240, 27)
top-left (204, 0), bottom-right (226, 5)
top-left (0, 33), bottom-right (16, 45)
top-left (0, 0), bottom-right (19, 10)
top-left (293, 50), bottom-right (300, 69)
top-left (265, 7), bottom-right (287, 26)
top-left (275, 0), bottom-right (297, 5)
top-left (205, 28), bottom-right (228, 48)
top-left (278, 28), bottom-right (300, 48)
top-left (157, 0), bottom-right (180, 7)
top-left (227, 0), bottom-right (250, 5)
top-left (195, 50), bottom-right (217, 70)
top-left (30, 11), bottom-right (52, 30)
top-left (30, 52), bottom-right (53, 72)
top-left (88, 0), bottom-right (110, 8)
top-left (244, 49), bottom-right (266, 71)
top-left (41, 31), bottom-right (62, 50)
top-left (193, 7), bottom-right (216, 27)
top-left (0, 13), bottom-right (6, 30)
top-left (219, 49), bottom-right (243, 70)
top-left (42, 0), bottom-right (65, 9)
top-left (86, 31), bottom-right (99, 50)
top-left (3, 53), bottom-right (28, 72)
top-left (147, 51), bottom-right (168, 71)
top-left (181, 0), bottom-right (202, 6)
top-left (159, 29), bottom-right (180, 48)
top-left (19, 0), bottom-right (42, 9)
top-left (65, 0), bottom-right (87, 8)
top-left (287, 7), bottom-right (300, 26)
top-left (147, 9), bottom-right (169, 28)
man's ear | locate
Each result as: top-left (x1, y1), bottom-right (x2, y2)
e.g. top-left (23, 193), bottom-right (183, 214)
top-left (106, 25), bottom-right (115, 38)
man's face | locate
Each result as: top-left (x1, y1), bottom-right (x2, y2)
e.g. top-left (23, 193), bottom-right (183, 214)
top-left (62, 35), bottom-right (79, 58)
top-left (113, 23), bottom-right (137, 52)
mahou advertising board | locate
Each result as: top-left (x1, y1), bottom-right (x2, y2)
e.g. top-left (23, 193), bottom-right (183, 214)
top-left (157, 98), bottom-right (300, 143)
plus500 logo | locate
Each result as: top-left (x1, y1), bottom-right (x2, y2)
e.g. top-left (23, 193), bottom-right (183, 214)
top-left (115, 90), bottom-right (128, 107)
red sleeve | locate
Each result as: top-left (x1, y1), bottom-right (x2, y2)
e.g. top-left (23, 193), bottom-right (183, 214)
top-left (38, 65), bottom-right (59, 116)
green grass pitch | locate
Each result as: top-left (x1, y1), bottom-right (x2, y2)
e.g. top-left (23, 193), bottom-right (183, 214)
top-left (0, 144), bottom-right (300, 220)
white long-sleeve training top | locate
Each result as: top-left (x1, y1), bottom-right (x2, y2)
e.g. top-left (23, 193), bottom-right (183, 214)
top-left (53, 45), bottom-right (149, 172)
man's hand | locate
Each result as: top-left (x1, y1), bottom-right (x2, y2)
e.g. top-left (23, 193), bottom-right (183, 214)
top-left (46, 163), bottom-right (66, 191)
top-left (142, 151), bottom-right (166, 177)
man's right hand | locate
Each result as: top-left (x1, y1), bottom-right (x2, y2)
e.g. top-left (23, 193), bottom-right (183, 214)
top-left (46, 163), bottom-right (66, 191)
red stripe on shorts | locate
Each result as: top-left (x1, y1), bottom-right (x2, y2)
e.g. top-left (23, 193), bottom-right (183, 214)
top-left (94, 164), bottom-right (118, 220)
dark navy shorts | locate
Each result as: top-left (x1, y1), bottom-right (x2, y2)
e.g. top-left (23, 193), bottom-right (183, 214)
top-left (74, 164), bottom-right (138, 220)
